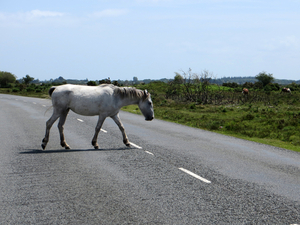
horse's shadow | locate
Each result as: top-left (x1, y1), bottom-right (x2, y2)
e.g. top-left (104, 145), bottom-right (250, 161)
top-left (20, 147), bottom-right (134, 154)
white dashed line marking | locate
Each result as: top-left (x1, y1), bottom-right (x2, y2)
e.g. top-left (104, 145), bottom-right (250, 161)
top-left (130, 142), bottom-right (142, 149)
top-left (42, 105), bottom-right (47, 107)
top-left (179, 167), bottom-right (211, 184)
top-left (76, 119), bottom-right (107, 133)
top-left (145, 151), bottom-right (154, 156)
top-left (33, 102), bottom-right (36, 104)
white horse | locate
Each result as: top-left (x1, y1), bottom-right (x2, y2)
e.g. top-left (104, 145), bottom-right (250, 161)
top-left (41, 84), bottom-right (154, 150)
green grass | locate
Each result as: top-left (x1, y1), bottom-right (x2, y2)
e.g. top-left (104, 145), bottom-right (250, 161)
top-left (122, 99), bottom-right (300, 152)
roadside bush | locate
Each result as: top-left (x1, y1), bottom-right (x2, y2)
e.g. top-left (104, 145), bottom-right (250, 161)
top-left (289, 135), bottom-right (300, 146)
top-left (26, 87), bottom-right (35, 92)
top-left (189, 103), bottom-right (196, 110)
top-left (257, 131), bottom-right (270, 138)
top-left (207, 121), bottom-right (220, 130)
top-left (35, 87), bottom-right (42, 93)
top-left (17, 84), bottom-right (26, 91)
top-left (218, 106), bottom-right (227, 112)
top-left (243, 113), bottom-right (255, 120)
top-left (225, 121), bottom-right (243, 131)
top-left (5, 83), bottom-right (13, 88)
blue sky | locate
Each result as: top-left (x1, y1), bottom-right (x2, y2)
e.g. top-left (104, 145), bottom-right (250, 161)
top-left (1, 0), bottom-right (300, 81)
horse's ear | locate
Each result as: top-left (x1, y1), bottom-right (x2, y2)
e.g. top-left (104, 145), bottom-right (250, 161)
top-left (143, 90), bottom-right (149, 99)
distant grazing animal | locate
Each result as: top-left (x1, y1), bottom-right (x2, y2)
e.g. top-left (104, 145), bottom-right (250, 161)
top-left (281, 87), bottom-right (291, 94)
top-left (242, 88), bottom-right (249, 95)
top-left (41, 84), bottom-right (154, 150)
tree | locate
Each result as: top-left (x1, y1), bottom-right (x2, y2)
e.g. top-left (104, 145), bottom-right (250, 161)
top-left (112, 80), bottom-right (121, 86)
top-left (87, 80), bottom-right (97, 86)
top-left (255, 72), bottom-right (274, 87)
top-left (22, 74), bottom-right (34, 85)
top-left (194, 70), bottom-right (213, 104)
top-left (99, 78), bottom-right (111, 84)
top-left (166, 73), bottom-right (184, 99)
top-left (0, 71), bottom-right (16, 87)
top-left (133, 76), bottom-right (139, 84)
top-left (174, 73), bottom-right (183, 84)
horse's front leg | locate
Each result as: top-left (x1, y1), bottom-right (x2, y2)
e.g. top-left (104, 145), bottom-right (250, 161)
top-left (111, 114), bottom-right (130, 147)
top-left (92, 115), bottom-right (106, 149)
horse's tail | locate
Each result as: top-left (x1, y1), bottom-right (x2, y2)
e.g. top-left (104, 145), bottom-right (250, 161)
top-left (44, 86), bottom-right (56, 116)
top-left (49, 86), bottom-right (56, 97)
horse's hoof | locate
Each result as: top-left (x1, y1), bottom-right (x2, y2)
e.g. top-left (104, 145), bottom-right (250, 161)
top-left (94, 145), bottom-right (99, 149)
top-left (65, 145), bottom-right (71, 149)
top-left (41, 144), bottom-right (46, 150)
top-left (126, 143), bottom-right (131, 147)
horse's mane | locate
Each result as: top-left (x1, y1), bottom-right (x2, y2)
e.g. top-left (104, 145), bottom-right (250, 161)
top-left (113, 85), bottom-right (146, 99)
top-left (98, 84), bottom-right (147, 99)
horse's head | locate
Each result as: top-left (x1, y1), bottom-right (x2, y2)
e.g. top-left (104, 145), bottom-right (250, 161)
top-left (138, 90), bottom-right (154, 121)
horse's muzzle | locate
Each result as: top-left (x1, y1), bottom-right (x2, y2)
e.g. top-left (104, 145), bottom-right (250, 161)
top-left (145, 117), bottom-right (154, 121)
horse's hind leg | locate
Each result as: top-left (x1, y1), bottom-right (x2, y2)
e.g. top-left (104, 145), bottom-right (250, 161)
top-left (41, 111), bottom-right (60, 150)
top-left (92, 115), bottom-right (106, 149)
top-left (58, 109), bottom-right (70, 149)
top-left (111, 114), bottom-right (130, 147)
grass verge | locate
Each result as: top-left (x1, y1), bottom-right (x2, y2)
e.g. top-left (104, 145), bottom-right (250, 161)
top-left (122, 104), bottom-right (300, 152)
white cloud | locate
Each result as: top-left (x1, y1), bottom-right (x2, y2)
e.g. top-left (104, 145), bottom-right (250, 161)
top-left (262, 35), bottom-right (300, 52)
top-left (0, 10), bottom-right (66, 27)
top-left (0, 8), bottom-right (129, 28)
top-left (88, 9), bottom-right (129, 18)
top-left (0, 10), bottom-right (64, 20)
top-left (29, 10), bottom-right (64, 18)
top-left (280, 35), bottom-right (299, 48)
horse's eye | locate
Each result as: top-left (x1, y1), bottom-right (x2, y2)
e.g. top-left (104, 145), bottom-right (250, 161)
top-left (149, 102), bottom-right (152, 105)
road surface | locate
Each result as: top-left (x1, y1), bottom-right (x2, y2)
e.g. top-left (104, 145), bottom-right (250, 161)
top-left (0, 94), bottom-right (299, 224)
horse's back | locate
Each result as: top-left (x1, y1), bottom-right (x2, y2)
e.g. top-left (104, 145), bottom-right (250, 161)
top-left (51, 84), bottom-right (116, 116)
top-left (52, 84), bottom-right (113, 97)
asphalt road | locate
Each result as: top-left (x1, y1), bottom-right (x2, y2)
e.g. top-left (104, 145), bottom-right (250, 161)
top-left (0, 93), bottom-right (299, 224)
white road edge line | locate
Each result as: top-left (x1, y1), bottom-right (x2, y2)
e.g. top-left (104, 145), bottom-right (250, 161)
top-left (130, 142), bottom-right (142, 149)
top-left (145, 151), bottom-right (154, 156)
top-left (179, 167), bottom-right (211, 184)
top-left (101, 129), bottom-right (107, 133)
top-left (42, 105), bottom-right (47, 107)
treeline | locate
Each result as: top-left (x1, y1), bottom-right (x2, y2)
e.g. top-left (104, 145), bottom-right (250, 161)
top-left (211, 77), bottom-right (300, 85)
top-left (1, 69), bottom-right (300, 100)
top-left (28, 76), bottom-right (171, 86)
